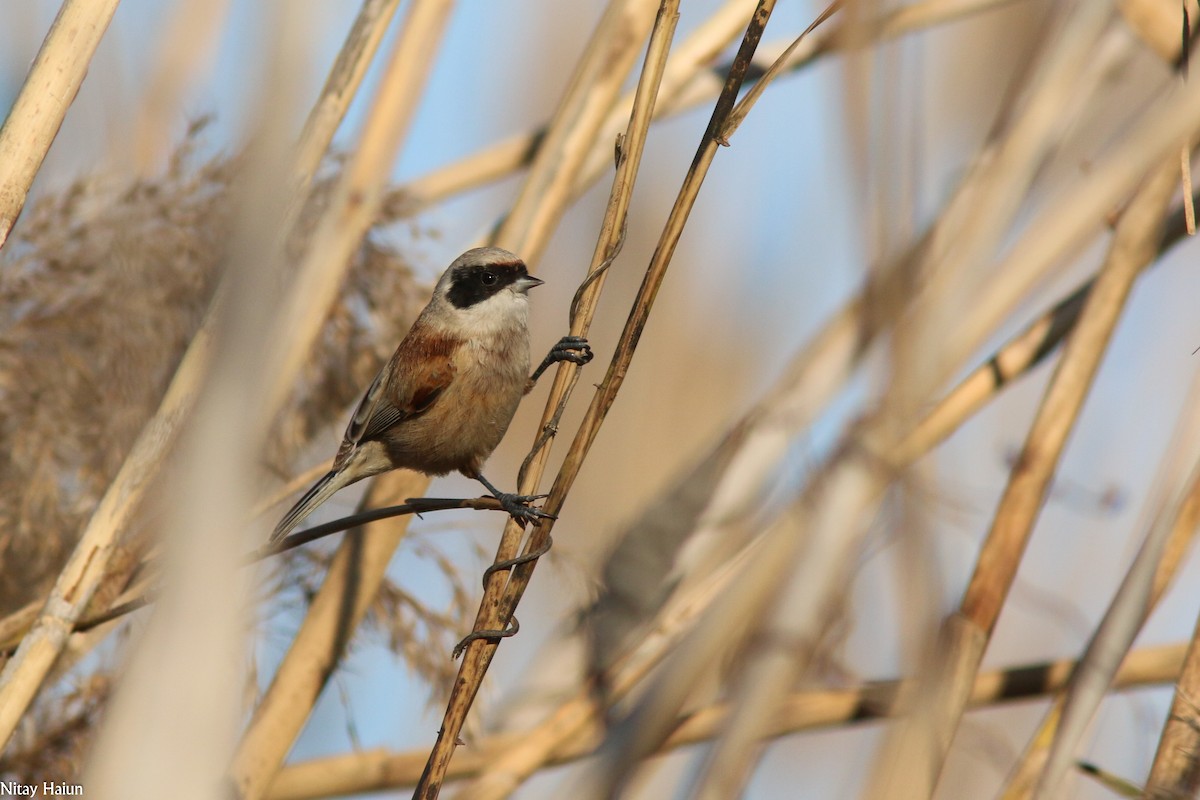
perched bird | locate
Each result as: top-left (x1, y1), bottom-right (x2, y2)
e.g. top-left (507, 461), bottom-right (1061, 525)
top-left (272, 247), bottom-right (592, 542)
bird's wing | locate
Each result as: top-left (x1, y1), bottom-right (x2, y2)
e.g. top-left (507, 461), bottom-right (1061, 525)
top-left (343, 366), bottom-right (389, 447)
top-left (341, 331), bottom-right (461, 449)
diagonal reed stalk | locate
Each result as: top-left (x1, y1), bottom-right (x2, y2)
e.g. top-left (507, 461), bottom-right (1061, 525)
top-left (866, 154), bottom-right (1189, 799)
top-left (998, 358), bottom-right (1200, 798)
top-left (0, 0), bottom-right (121, 250)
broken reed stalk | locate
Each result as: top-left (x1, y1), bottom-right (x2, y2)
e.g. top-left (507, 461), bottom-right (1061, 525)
top-left (0, 0), bottom-right (121, 250)
top-left (867, 156), bottom-right (1187, 799)
top-left (263, 641), bottom-right (1188, 799)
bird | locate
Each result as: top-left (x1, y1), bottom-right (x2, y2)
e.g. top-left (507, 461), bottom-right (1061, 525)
top-left (271, 246), bottom-right (592, 543)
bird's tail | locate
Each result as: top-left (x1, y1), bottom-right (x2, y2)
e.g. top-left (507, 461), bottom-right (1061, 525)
top-left (271, 468), bottom-right (355, 543)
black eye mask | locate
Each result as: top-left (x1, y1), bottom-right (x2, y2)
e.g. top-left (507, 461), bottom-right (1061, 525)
top-left (446, 261), bottom-right (528, 309)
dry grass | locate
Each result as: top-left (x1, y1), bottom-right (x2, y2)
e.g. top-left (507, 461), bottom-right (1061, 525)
top-left (0, 119), bottom-right (435, 782)
top-left (0, 127), bottom-right (424, 614)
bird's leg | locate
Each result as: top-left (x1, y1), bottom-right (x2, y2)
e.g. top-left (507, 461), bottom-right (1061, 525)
top-left (527, 336), bottom-right (593, 387)
top-left (474, 472), bottom-right (556, 522)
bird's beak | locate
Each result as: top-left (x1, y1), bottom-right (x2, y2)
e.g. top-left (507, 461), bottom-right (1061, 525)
top-left (513, 275), bottom-right (544, 294)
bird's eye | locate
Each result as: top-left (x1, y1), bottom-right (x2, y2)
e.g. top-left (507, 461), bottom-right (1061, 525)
top-left (480, 271), bottom-right (497, 285)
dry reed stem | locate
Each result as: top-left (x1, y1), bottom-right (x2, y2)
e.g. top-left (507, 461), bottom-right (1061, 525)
top-left (490, 0), bottom-right (661, 264)
top-left (397, 0), bottom-right (755, 212)
top-left (0, 0), bottom-right (120, 250)
top-left (909, 2), bottom-right (1114, 395)
top-left (232, 3), bottom-right (455, 795)
top-left (867, 156), bottom-right (1185, 800)
top-left (714, 0), bottom-right (840, 143)
top-left (230, 471), bottom-right (424, 800)
top-left (1030, 264), bottom-right (1200, 797)
top-left (409, 0), bottom-right (670, 794)
top-left (898, 184), bottom-right (1200, 796)
top-left (531, 8), bottom-right (783, 799)
top-left (999, 366), bottom-right (1200, 798)
top-left (398, 0), bottom-right (1019, 213)
top-left (579, 518), bottom-right (795, 800)
top-left (85, 23), bottom-right (306, 786)
top-left (0, 604), bottom-right (42, 656)
top-left (130, 0), bottom-right (231, 175)
top-left (946, 70), bottom-right (1200, 382)
top-left (262, 641), bottom-right (1188, 799)
top-left (262, 0), bottom-right (454, 421)
top-left (458, 480), bottom-right (756, 800)
top-left (1118, 0), bottom-right (1189, 61)
top-left (1050, 458), bottom-right (1200, 798)
top-left (0, 325), bottom-right (213, 750)
top-left (902, 174), bottom-right (1199, 464)
top-left (292, 0), bottom-right (404, 194)
top-left (1144, 582), bottom-right (1200, 795)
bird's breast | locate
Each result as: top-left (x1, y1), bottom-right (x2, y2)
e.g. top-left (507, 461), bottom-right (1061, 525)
top-left (383, 329), bottom-right (530, 476)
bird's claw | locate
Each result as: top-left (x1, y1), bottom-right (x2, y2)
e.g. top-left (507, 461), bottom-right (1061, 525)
top-left (550, 335), bottom-right (594, 366)
top-left (494, 492), bottom-right (556, 523)
top-left (529, 336), bottom-right (594, 385)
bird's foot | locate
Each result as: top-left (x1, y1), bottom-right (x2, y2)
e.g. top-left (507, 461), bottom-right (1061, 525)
top-left (548, 336), bottom-right (594, 365)
top-left (493, 491), bottom-right (556, 523)
top-left (529, 336), bottom-right (594, 384)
